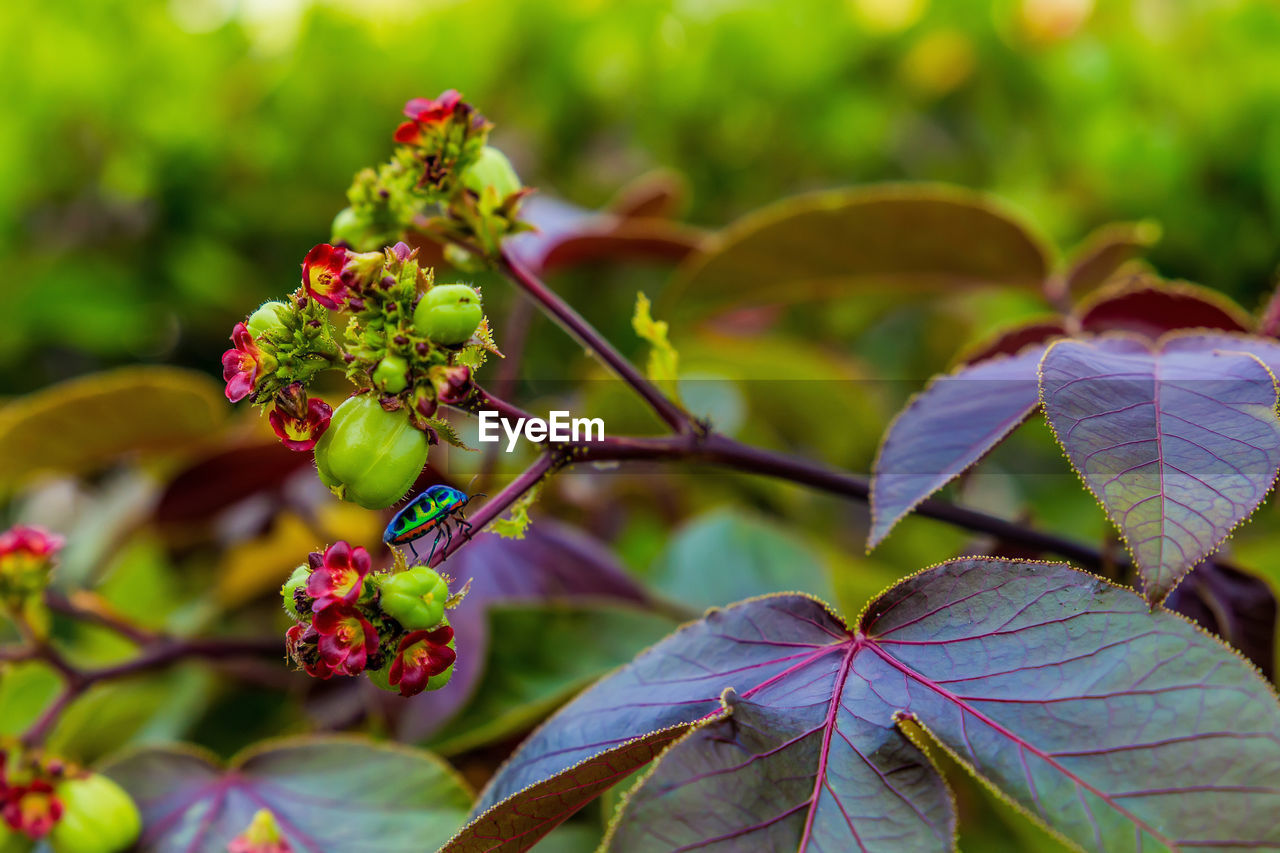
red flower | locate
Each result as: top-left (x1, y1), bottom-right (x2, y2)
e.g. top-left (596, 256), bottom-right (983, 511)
top-left (306, 541), bottom-right (372, 611)
top-left (285, 623), bottom-right (336, 680)
top-left (0, 526), bottom-right (64, 561)
top-left (301, 244), bottom-right (383, 309)
top-left (313, 604), bottom-right (378, 677)
top-left (388, 624), bottom-right (456, 697)
top-left (2, 779), bottom-right (63, 839)
top-left (301, 244), bottom-right (351, 309)
top-left (269, 398), bottom-right (332, 452)
top-left (221, 322), bottom-right (263, 402)
top-left (393, 90), bottom-right (462, 144)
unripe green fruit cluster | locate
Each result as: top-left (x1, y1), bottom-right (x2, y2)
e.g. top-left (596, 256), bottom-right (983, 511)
top-left (314, 396), bottom-right (429, 509)
top-left (49, 774), bottom-right (141, 853)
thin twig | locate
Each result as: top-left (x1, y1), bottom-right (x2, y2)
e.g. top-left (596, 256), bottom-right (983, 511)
top-left (497, 248), bottom-right (692, 434)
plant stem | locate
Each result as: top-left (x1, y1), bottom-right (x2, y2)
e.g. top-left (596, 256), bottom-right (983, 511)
top-left (497, 248), bottom-right (692, 434)
top-left (424, 451), bottom-right (555, 569)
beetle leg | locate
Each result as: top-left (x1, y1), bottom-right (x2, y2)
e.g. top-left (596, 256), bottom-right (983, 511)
top-left (428, 530), bottom-right (442, 565)
top-left (408, 541), bottom-right (419, 562)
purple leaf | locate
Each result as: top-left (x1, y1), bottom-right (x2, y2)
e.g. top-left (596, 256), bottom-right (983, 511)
top-left (1055, 220), bottom-right (1160, 299)
top-left (1166, 559), bottom-right (1276, 679)
top-left (444, 559), bottom-right (1280, 852)
top-left (1040, 334), bottom-right (1280, 603)
top-left (1076, 277), bottom-right (1253, 339)
top-left (504, 195), bottom-right (704, 274)
top-left (101, 736), bottom-right (471, 852)
top-left (869, 346), bottom-right (1046, 548)
top-left (393, 522), bottom-right (648, 742)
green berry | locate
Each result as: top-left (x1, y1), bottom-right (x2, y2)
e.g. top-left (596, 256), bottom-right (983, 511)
top-left (246, 301), bottom-right (289, 341)
top-left (280, 564), bottom-right (309, 620)
top-left (313, 396), bottom-right (429, 509)
top-left (0, 824), bottom-right (34, 853)
top-left (48, 774), bottom-right (141, 853)
top-left (413, 284), bottom-right (483, 346)
top-left (378, 567), bottom-right (448, 630)
top-left (373, 354), bottom-right (410, 394)
top-left (461, 146), bottom-right (522, 201)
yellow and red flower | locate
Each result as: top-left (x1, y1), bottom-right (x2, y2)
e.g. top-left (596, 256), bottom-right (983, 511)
top-left (2, 779), bottom-right (63, 839)
top-left (221, 322), bottom-right (264, 402)
top-left (305, 541), bottom-right (371, 611)
top-left (301, 244), bottom-right (384, 310)
top-left (388, 624), bottom-right (456, 697)
top-left (313, 603), bottom-right (378, 677)
top-left (268, 397), bottom-right (332, 452)
top-left (393, 90), bottom-right (462, 145)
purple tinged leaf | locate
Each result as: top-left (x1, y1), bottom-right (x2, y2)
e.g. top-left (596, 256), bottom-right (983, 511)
top-left (869, 346), bottom-right (1046, 548)
top-left (1166, 559), bottom-right (1276, 679)
top-left (394, 523), bottom-right (648, 742)
top-left (1040, 334), bottom-right (1280, 603)
top-left (444, 558), bottom-right (1280, 852)
top-left (101, 736), bottom-right (472, 852)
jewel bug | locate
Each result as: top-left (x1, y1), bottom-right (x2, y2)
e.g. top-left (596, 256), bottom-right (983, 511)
top-left (383, 484), bottom-right (483, 564)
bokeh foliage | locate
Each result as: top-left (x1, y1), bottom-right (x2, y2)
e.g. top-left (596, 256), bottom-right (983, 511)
top-left (3, 0), bottom-right (1280, 392)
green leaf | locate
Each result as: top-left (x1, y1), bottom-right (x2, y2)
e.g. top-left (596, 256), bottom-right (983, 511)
top-left (0, 367), bottom-right (227, 490)
top-left (427, 603), bottom-right (677, 756)
top-left (489, 481), bottom-right (542, 539)
top-left (631, 291), bottom-right (681, 400)
top-left (664, 184), bottom-right (1051, 318)
top-left (102, 735), bottom-right (472, 852)
top-left (650, 508), bottom-right (835, 611)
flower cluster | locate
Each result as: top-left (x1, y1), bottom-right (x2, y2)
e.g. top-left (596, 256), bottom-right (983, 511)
top-left (229, 809), bottom-right (294, 853)
top-left (281, 542), bottom-right (462, 696)
top-left (0, 525), bottom-right (63, 610)
top-left (0, 750), bottom-right (140, 851)
top-left (1, 754), bottom-right (62, 840)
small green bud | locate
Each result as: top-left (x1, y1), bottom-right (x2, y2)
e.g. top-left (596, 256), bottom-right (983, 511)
top-left (413, 285), bottom-right (483, 346)
top-left (377, 567), bottom-right (448, 630)
top-left (49, 774), bottom-right (141, 853)
top-left (373, 354), bottom-right (410, 394)
top-left (246, 301), bottom-right (289, 341)
top-left (462, 146), bottom-right (522, 200)
top-left (313, 396), bottom-right (429, 509)
top-left (280, 564), bottom-right (309, 621)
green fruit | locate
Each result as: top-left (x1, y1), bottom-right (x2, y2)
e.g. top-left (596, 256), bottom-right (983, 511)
top-left (49, 774), bottom-right (141, 853)
top-left (313, 396), bottom-right (429, 509)
top-left (413, 284), bottom-right (483, 346)
top-left (280, 564), bottom-right (309, 620)
top-left (372, 354), bottom-right (410, 393)
top-left (366, 663), bottom-right (395, 693)
top-left (461, 146), bottom-right (522, 200)
top-left (246, 301), bottom-right (289, 341)
top-left (378, 567), bottom-right (448, 630)
top-left (0, 824), bottom-right (34, 853)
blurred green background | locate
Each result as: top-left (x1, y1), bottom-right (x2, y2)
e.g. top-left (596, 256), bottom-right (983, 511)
top-left (3, 0), bottom-right (1280, 393)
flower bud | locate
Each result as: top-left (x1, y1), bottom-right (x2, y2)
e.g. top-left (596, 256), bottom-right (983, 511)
top-left (377, 568), bottom-right (448, 631)
top-left (413, 285), bottom-right (483, 346)
top-left (246, 301), bottom-right (290, 341)
top-left (280, 564), bottom-right (310, 621)
top-left (313, 396), bottom-right (428, 509)
top-left (48, 774), bottom-right (141, 853)
top-left (0, 526), bottom-right (64, 609)
top-left (229, 809), bottom-right (293, 853)
top-left (372, 354), bottom-right (410, 394)
top-left (429, 365), bottom-right (472, 405)
top-left (461, 146), bottom-right (522, 201)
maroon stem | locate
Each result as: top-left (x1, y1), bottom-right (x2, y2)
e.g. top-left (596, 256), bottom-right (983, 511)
top-left (424, 451), bottom-right (555, 569)
top-left (497, 248), bottom-right (692, 435)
